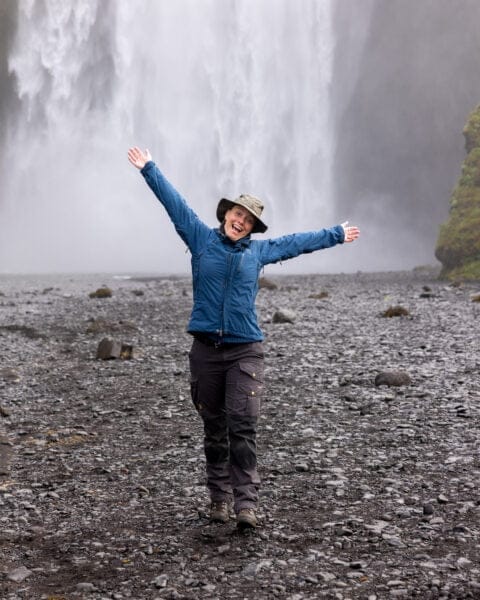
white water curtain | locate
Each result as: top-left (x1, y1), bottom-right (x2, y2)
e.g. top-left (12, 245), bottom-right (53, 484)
top-left (2, 0), bottom-right (334, 273)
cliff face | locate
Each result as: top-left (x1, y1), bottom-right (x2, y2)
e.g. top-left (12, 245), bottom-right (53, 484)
top-left (332, 0), bottom-right (480, 269)
top-left (435, 106), bottom-right (480, 280)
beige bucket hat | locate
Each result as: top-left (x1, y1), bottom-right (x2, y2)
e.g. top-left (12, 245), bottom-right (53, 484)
top-left (216, 194), bottom-right (268, 234)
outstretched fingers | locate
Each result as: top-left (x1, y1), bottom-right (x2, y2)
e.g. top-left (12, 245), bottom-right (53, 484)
top-left (127, 146), bottom-right (152, 169)
top-left (342, 224), bottom-right (360, 243)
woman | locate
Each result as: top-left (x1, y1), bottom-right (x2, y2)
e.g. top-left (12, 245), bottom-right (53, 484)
top-left (127, 146), bottom-right (360, 529)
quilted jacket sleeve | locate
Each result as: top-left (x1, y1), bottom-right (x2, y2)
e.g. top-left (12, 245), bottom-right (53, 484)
top-left (140, 161), bottom-right (210, 252)
top-left (257, 226), bottom-right (345, 266)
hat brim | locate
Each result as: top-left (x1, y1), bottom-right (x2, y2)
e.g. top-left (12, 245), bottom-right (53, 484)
top-left (216, 198), bottom-right (268, 234)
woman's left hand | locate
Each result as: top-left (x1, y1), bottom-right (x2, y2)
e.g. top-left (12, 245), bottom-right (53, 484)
top-left (341, 221), bottom-right (360, 243)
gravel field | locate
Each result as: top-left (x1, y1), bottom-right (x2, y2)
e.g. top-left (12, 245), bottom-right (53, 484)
top-left (0, 270), bottom-right (479, 600)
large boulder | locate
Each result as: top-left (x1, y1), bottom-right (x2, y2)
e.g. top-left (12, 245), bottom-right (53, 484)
top-left (435, 105), bottom-right (480, 280)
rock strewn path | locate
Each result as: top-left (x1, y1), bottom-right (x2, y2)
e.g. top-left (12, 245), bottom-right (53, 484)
top-left (0, 271), bottom-right (479, 599)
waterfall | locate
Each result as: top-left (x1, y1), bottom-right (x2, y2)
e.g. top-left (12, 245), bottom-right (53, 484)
top-left (1, 0), bottom-right (335, 274)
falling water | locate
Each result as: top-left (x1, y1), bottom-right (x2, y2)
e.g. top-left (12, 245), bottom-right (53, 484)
top-left (1, 0), bottom-right (335, 273)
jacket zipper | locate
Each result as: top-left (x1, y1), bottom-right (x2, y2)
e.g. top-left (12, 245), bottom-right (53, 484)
top-left (220, 252), bottom-right (234, 338)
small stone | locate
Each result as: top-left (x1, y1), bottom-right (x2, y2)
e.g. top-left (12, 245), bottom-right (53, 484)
top-left (96, 338), bottom-right (122, 359)
top-left (301, 427), bottom-right (315, 438)
top-left (375, 371), bottom-right (412, 387)
top-left (243, 560), bottom-right (271, 576)
top-left (153, 574), bottom-right (168, 588)
top-left (318, 571), bottom-right (336, 582)
top-left (7, 566), bottom-right (33, 583)
top-left (0, 368), bottom-right (20, 383)
top-left (423, 503), bottom-right (434, 516)
top-left (89, 286), bottom-right (112, 298)
top-left (382, 305), bottom-right (410, 317)
top-left (350, 561), bottom-right (367, 570)
top-left (76, 582), bottom-right (97, 592)
top-left (272, 309), bottom-right (296, 324)
top-left (295, 462), bottom-right (309, 472)
top-left (259, 277), bottom-right (278, 290)
top-left (437, 494), bottom-right (449, 504)
top-left (0, 405), bottom-right (11, 417)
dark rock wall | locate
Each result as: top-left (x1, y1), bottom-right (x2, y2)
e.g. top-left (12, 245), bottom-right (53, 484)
top-left (332, 0), bottom-right (480, 266)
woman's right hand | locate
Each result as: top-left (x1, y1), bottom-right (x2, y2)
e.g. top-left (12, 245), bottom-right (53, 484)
top-left (128, 146), bottom-right (152, 169)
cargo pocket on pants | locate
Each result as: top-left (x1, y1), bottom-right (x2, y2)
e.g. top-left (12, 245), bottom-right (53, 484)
top-left (232, 361), bottom-right (264, 417)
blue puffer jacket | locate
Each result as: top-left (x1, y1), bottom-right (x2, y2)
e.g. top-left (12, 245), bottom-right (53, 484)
top-left (140, 161), bottom-right (345, 342)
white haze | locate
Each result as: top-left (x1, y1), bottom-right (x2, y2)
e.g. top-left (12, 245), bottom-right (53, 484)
top-left (1, 0), bottom-right (358, 275)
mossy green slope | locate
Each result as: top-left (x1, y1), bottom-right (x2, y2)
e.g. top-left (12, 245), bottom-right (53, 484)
top-left (435, 105), bottom-right (480, 280)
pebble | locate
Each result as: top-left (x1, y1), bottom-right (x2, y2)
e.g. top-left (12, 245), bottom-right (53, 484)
top-left (7, 566), bottom-right (33, 582)
top-left (76, 582), bottom-right (97, 592)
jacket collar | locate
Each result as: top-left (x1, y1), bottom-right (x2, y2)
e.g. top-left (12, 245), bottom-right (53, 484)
top-left (216, 226), bottom-right (251, 249)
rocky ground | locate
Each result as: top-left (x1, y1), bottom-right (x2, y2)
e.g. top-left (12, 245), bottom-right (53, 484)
top-left (0, 269), bottom-right (479, 600)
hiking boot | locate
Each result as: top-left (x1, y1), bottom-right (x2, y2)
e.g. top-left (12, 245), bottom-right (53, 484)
top-left (236, 508), bottom-right (257, 529)
top-left (209, 501), bottom-right (230, 523)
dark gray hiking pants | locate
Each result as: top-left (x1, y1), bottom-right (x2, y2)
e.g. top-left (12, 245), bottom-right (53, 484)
top-left (188, 338), bottom-right (264, 513)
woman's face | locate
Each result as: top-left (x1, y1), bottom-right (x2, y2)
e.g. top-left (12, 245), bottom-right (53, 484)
top-left (224, 205), bottom-right (256, 241)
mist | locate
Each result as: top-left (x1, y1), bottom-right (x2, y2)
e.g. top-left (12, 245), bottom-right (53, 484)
top-left (332, 0), bottom-right (480, 272)
top-left (1, 0), bottom-right (480, 275)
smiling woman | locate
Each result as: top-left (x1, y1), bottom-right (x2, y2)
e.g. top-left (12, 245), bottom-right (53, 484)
top-left (218, 194), bottom-right (267, 241)
top-left (224, 205), bottom-right (255, 239)
top-left (127, 146), bottom-right (359, 529)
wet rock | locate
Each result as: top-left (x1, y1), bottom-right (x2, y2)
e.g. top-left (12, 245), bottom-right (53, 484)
top-left (259, 277), bottom-right (278, 290)
top-left (7, 566), bottom-right (33, 582)
top-left (309, 291), bottom-right (329, 299)
top-left (89, 286), bottom-right (113, 298)
top-left (0, 405), bottom-right (11, 417)
top-left (0, 367), bottom-right (21, 382)
top-left (423, 503), bottom-right (434, 516)
top-left (153, 574), bottom-right (169, 588)
top-left (382, 305), bottom-right (410, 317)
top-left (96, 338), bottom-right (122, 359)
top-left (375, 371), bottom-right (412, 387)
top-left (76, 582), bottom-right (97, 592)
top-left (96, 338), bottom-right (134, 360)
top-left (0, 436), bottom-right (12, 476)
top-left (272, 308), bottom-right (296, 323)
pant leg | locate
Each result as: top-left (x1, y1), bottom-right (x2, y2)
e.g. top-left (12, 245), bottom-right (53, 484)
top-left (224, 342), bottom-right (264, 513)
top-left (188, 339), bottom-right (233, 502)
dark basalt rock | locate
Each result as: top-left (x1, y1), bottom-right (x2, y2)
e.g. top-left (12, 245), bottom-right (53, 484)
top-left (382, 305), bottom-right (410, 317)
top-left (258, 277), bottom-right (278, 290)
top-left (375, 371), bottom-right (412, 387)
